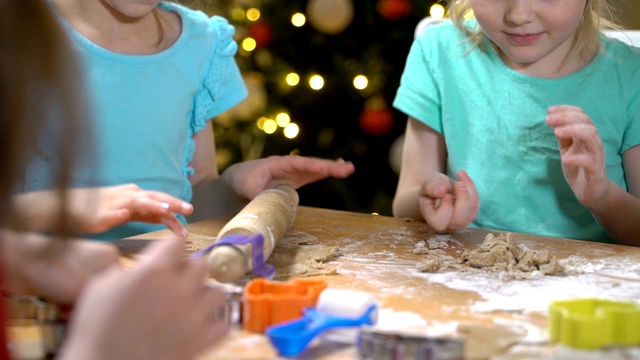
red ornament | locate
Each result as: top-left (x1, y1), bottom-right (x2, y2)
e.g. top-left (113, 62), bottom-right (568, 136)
top-left (377, 0), bottom-right (412, 20)
top-left (249, 21), bottom-right (273, 48)
top-left (359, 96), bottom-right (394, 136)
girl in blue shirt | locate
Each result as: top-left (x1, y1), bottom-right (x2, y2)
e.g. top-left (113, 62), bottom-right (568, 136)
top-left (38, 0), bottom-right (355, 240)
top-left (393, 0), bottom-right (640, 245)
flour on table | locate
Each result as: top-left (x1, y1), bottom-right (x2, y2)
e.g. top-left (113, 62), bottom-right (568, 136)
top-left (410, 232), bottom-right (640, 314)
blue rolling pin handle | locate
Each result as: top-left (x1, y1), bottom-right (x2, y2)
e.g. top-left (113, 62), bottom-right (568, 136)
top-left (266, 304), bottom-right (378, 357)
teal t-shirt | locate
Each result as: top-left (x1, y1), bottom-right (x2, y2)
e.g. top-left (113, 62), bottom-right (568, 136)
top-left (25, 2), bottom-right (248, 240)
top-left (393, 20), bottom-right (640, 242)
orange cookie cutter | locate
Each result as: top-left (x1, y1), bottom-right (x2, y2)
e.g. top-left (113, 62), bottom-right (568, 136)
top-left (243, 278), bottom-right (328, 333)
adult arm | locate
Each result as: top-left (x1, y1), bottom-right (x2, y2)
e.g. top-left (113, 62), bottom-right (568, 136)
top-left (0, 230), bottom-right (119, 304)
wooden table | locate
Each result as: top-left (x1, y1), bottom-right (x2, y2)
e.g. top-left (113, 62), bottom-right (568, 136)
top-left (121, 207), bottom-right (640, 360)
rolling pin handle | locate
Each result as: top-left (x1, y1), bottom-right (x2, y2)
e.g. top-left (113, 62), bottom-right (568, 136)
top-left (207, 233), bottom-right (275, 282)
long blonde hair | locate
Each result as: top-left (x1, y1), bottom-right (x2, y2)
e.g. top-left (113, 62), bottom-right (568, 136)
top-left (447, 0), bottom-right (620, 62)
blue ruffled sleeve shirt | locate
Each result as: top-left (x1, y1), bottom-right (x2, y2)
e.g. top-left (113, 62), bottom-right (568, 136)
top-left (27, 2), bottom-right (248, 240)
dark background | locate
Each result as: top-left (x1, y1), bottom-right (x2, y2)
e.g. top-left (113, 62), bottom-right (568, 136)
top-left (191, 0), bottom-right (437, 216)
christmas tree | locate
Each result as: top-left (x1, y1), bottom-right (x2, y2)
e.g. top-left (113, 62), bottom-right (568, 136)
top-left (188, 0), bottom-right (438, 215)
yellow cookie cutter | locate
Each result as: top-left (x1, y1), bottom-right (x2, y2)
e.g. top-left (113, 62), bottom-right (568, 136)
top-left (548, 298), bottom-right (640, 349)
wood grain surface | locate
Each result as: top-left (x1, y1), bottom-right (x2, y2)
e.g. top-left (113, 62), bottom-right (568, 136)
top-left (120, 206), bottom-right (640, 360)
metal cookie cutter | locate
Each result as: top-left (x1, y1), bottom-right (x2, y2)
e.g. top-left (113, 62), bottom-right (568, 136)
top-left (4, 295), bottom-right (65, 360)
top-left (548, 298), bottom-right (640, 349)
top-left (357, 328), bottom-right (465, 360)
top-left (243, 278), bottom-right (328, 333)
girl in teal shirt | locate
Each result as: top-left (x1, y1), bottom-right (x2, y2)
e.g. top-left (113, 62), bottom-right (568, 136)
top-left (393, 0), bottom-right (640, 245)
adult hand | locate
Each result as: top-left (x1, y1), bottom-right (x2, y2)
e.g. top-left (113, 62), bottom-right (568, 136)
top-left (13, 184), bottom-right (193, 238)
top-left (222, 156), bottom-right (355, 200)
top-left (417, 170), bottom-right (478, 232)
top-left (57, 236), bottom-right (229, 360)
top-left (1, 230), bottom-right (120, 305)
top-left (546, 105), bottom-right (609, 210)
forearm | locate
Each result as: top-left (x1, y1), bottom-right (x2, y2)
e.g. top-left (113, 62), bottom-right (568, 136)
top-left (392, 186), bottom-right (424, 221)
top-left (10, 191), bottom-right (63, 232)
top-left (589, 182), bottom-right (640, 247)
top-left (188, 176), bottom-right (248, 223)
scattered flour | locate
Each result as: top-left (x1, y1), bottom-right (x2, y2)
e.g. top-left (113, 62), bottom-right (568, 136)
top-left (413, 237), bottom-right (640, 313)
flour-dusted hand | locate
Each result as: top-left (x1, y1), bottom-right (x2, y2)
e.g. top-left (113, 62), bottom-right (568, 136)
top-left (418, 170), bottom-right (478, 233)
top-left (58, 236), bottom-right (230, 360)
top-left (546, 105), bottom-right (609, 210)
top-left (12, 184), bottom-right (193, 238)
top-left (222, 156), bottom-right (355, 200)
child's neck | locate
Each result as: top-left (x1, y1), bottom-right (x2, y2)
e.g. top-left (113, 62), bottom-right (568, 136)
top-left (498, 40), bottom-right (592, 79)
top-left (53, 0), bottom-right (181, 55)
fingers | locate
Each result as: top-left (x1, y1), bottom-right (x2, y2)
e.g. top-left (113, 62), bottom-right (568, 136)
top-left (325, 158), bottom-right (355, 178)
top-left (419, 173), bottom-right (453, 199)
top-left (418, 171), bottom-right (478, 233)
top-left (419, 193), bottom-right (454, 232)
top-left (157, 214), bottom-right (189, 239)
top-left (449, 170), bottom-right (479, 228)
top-left (196, 284), bottom-right (231, 346)
top-left (117, 189), bottom-right (192, 238)
top-left (142, 191), bottom-right (194, 216)
top-left (272, 156), bottom-right (355, 182)
top-left (418, 174), bottom-right (454, 232)
top-left (145, 239), bottom-right (230, 353)
top-left (546, 106), bottom-right (604, 169)
top-left (292, 156), bottom-right (355, 180)
top-left (124, 194), bottom-right (193, 218)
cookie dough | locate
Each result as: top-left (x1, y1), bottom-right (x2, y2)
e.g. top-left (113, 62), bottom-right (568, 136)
top-left (269, 232), bottom-right (340, 279)
top-left (461, 233), bottom-right (563, 275)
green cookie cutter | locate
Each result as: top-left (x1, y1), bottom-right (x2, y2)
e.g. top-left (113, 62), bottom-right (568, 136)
top-left (548, 298), bottom-right (640, 349)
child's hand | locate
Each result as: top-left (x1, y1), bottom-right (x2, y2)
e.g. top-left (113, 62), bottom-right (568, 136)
top-left (546, 105), bottom-right (609, 210)
top-left (58, 236), bottom-right (230, 360)
top-left (223, 156), bottom-right (355, 200)
top-left (69, 184), bottom-right (193, 238)
top-left (417, 170), bottom-right (478, 232)
top-left (14, 184), bottom-right (193, 238)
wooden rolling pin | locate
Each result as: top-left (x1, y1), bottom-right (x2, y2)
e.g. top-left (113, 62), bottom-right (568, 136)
top-left (207, 184), bottom-right (299, 283)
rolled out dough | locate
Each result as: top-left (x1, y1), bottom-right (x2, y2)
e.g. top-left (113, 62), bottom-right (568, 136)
top-left (268, 232), bottom-right (340, 279)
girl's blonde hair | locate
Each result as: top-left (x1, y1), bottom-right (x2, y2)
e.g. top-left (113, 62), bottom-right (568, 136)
top-left (447, 0), bottom-right (620, 62)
